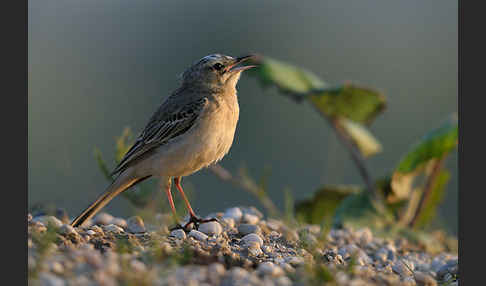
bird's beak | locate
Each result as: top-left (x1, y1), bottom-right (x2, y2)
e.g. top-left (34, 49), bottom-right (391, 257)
top-left (226, 55), bottom-right (257, 73)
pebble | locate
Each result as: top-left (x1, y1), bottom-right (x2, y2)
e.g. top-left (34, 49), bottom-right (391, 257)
top-left (257, 262), bottom-right (284, 277)
top-left (392, 261), bottom-right (413, 277)
top-left (414, 272), bottom-right (437, 286)
top-left (39, 272), bottom-right (65, 286)
top-left (94, 213), bottom-right (114, 225)
top-left (241, 233), bottom-right (264, 247)
top-left (198, 221), bottom-right (222, 236)
top-left (242, 213), bottom-right (259, 224)
top-left (246, 242), bottom-right (263, 256)
top-left (102, 224), bottom-right (124, 233)
top-left (221, 217), bottom-right (235, 228)
top-left (188, 230), bottom-right (208, 241)
top-left (170, 229), bottom-right (187, 240)
top-left (59, 224), bottom-right (78, 236)
top-left (34, 216), bottom-right (63, 228)
top-left (223, 207), bottom-right (243, 222)
top-left (111, 218), bottom-right (127, 228)
top-left (126, 216), bottom-right (146, 233)
top-left (238, 224), bottom-right (261, 236)
top-left (86, 230), bottom-right (96, 236)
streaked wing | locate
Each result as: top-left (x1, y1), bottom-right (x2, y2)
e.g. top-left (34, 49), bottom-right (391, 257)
top-left (111, 97), bottom-right (208, 175)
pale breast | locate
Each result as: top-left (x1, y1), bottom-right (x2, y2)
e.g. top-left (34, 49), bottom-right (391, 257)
top-left (151, 93), bottom-right (239, 177)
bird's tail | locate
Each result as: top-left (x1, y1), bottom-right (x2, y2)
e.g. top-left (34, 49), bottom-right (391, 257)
top-left (70, 174), bottom-right (151, 227)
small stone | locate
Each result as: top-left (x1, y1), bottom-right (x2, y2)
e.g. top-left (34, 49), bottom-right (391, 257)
top-left (94, 213), bottom-right (114, 225)
top-left (59, 224), bottom-right (78, 236)
top-left (34, 216), bottom-right (63, 228)
top-left (111, 218), bottom-right (127, 228)
top-left (242, 213), bottom-right (259, 224)
top-left (288, 256), bottom-right (304, 266)
top-left (257, 262), bottom-right (284, 277)
top-left (198, 221), bottom-right (222, 236)
top-left (247, 242), bottom-right (263, 256)
top-left (130, 259), bottom-right (147, 272)
top-left (103, 224), bottom-right (124, 233)
top-left (223, 207), bottom-right (243, 222)
top-left (49, 261), bottom-right (64, 274)
top-left (208, 263), bottom-right (225, 285)
top-left (170, 229), bottom-right (187, 240)
top-left (221, 217), bottom-right (235, 228)
top-left (86, 230), bottom-right (96, 236)
top-left (275, 276), bottom-right (292, 286)
top-left (238, 224), bottom-right (261, 236)
top-left (39, 272), bottom-right (65, 286)
top-left (241, 233), bottom-right (263, 247)
top-left (356, 227), bottom-right (373, 245)
top-left (126, 216), bottom-right (146, 233)
top-left (414, 272), bottom-right (437, 286)
top-left (392, 261), bottom-right (413, 277)
top-left (261, 245), bottom-right (273, 255)
top-left (188, 230), bottom-right (208, 241)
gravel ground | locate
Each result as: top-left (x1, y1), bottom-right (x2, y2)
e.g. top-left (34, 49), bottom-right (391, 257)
top-left (28, 206), bottom-right (458, 286)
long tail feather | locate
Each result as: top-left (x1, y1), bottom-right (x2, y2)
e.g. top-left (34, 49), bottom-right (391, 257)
top-left (70, 175), bottom-right (151, 227)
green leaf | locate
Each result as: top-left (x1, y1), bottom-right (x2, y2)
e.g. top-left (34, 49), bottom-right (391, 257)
top-left (250, 56), bottom-right (386, 125)
top-left (338, 118), bottom-right (383, 157)
top-left (391, 116), bottom-right (458, 201)
top-left (309, 84), bottom-right (386, 125)
top-left (413, 170), bottom-right (450, 228)
top-left (333, 191), bottom-right (393, 228)
top-left (295, 185), bottom-right (361, 224)
top-left (250, 57), bottom-right (326, 95)
top-left (395, 116), bottom-right (458, 174)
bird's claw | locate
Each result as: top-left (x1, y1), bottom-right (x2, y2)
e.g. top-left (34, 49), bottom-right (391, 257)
top-left (169, 216), bottom-right (219, 232)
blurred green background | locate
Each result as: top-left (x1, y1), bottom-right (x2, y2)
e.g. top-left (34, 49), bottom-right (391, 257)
top-left (28, 1), bottom-right (457, 234)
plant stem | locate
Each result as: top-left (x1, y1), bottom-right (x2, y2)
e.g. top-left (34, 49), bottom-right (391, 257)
top-left (209, 164), bottom-right (280, 217)
top-left (408, 157), bottom-right (445, 228)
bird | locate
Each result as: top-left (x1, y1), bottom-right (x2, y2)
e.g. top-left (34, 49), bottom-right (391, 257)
top-left (70, 54), bottom-right (256, 230)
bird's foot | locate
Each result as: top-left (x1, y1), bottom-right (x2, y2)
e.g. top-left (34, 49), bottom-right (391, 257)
top-left (169, 215), bottom-right (219, 232)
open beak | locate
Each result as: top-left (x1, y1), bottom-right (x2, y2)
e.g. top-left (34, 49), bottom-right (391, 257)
top-left (226, 55), bottom-right (257, 73)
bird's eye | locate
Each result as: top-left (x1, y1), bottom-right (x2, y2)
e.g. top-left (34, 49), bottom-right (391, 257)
top-left (212, 63), bottom-right (224, 71)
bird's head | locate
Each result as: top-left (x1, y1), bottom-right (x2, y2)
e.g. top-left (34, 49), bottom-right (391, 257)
top-left (181, 54), bottom-right (256, 90)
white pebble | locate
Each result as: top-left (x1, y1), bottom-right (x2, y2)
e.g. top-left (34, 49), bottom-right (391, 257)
top-left (241, 233), bottom-right (263, 247)
top-left (126, 216), bottom-right (146, 233)
top-left (59, 224), bottom-right (78, 236)
top-left (198, 221), bottom-right (222, 236)
top-left (242, 213), bottom-right (259, 224)
top-left (111, 218), bottom-right (127, 228)
top-left (170, 229), bottom-right (187, 240)
top-left (188, 230), bottom-right (208, 241)
top-left (223, 207), bottom-right (243, 222)
top-left (94, 213), bottom-right (114, 225)
top-left (103, 224), bottom-right (124, 233)
top-left (257, 262), bottom-right (284, 277)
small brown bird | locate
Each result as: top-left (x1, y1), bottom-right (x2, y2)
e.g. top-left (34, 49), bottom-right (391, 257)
top-left (70, 54), bottom-right (256, 230)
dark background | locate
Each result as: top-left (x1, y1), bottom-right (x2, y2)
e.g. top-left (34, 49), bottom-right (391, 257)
top-left (28, 0), bottom-right (457, 233)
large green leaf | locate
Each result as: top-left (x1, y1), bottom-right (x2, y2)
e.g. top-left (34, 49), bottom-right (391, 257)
top-left (391, 116), bottom-right (458, 201)
top-left (395, 116), bottom-right (458, 174)
top-left (309, 84), bottom-right (386, 125)
top-left (295, 185), bottom-right (361, 224)
top-left (250, 56), bottom-right (386, 125)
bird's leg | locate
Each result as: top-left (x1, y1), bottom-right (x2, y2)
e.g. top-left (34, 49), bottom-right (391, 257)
top-left (174, 177), bottom-right (218, 230)
top-left (162, 178), bottom-right (185, 231)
